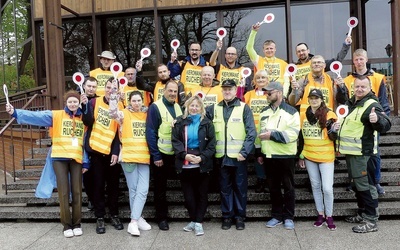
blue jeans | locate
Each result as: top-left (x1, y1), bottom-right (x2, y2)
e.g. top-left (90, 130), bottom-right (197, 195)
top-left (304, 159), bottom-right (334, 217)
top-left (121, 163), bottom-right (150, 220)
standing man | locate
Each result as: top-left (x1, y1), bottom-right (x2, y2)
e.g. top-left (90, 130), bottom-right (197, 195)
top-left (336, 49), bottom-right (391, 195)
top-left (81, 77), bottom-right (124, 234)
top-left (209, 41), bottom-right (252, 94)
top-left (294, 37), bottom-right (352, 80)
top-left (146, 80), bottom-right (183, 230)
top-left (122, 66), bottom-right (152, 107)
top-left (168, 41), bottom-right (209, 94)
top-left (90, 50), bottom-right (124, 96)
top-left (206, 79), bottom-right (256, 231)
top-left (258, 82), bottom-right (300, 230)
top-left (246, 23), bottom-right (289, 97)
top-left (189, 66), bottom-right (223, 107)
top-left (136, 63), bottom-right (186, 106)
top-left (336, 77), bottom-right (391, 233)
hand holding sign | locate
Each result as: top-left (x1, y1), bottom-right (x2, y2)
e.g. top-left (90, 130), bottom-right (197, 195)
top-left (330, 61), bottom-right (343, 78)
top-left (110, 62), bottom-right (123, 80)
top-left (72, 72), bottom-right (85, 94)
top-left (347, 17), bottom-right (358, 37)
top-left (139, 48), bottom-right (151, 63)
top-left (216, 27), bottom-right (227, 41)
top-left (259, 13), bottom-right (275, 25)
top-left (170, 39), bottom-right (180, 54)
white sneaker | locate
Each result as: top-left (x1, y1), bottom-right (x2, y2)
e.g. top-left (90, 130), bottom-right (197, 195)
top-left (127, 222), bottom-right (140, 236)
top-left (63, 229), bottom-right (74, 238)
top-left (73, 228), bottom-right (83, 236)
top-left (138, 217), bottom-right (152, 231)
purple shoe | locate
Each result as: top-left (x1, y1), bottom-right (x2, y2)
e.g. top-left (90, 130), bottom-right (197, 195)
top-left (313, 215), bottom-right (325, 227)
top-left (326, 217), bottom-right (336, 231)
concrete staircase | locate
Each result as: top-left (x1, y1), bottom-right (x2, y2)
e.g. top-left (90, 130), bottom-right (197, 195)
top-left (2, 124), bottom-right (400, 221)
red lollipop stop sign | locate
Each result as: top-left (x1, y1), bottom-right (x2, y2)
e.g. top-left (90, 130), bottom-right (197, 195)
top-left (330, 61), bottom-right (342, 77)
top-left (347, 17), bottom-right (358, 37)
top-left (170, 39), bottom-right (180, 53)
top-left (285, 64), bottom-right (297, 78)
top-left (118, 76), bottom-right (128, 90)
top-left (72, 72), bottom-right (85, 94)
top-left (216, 27), bottom-right (227, 40)
top-left (260, 13), bottom-right (275, 25)
top-left (110, 62), bottom-right (123, 80)
top-left (336, 105), bottom-right (349, 121)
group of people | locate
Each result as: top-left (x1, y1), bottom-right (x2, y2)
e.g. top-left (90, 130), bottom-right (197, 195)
top-left (5, 20), bottom-right (392, 238)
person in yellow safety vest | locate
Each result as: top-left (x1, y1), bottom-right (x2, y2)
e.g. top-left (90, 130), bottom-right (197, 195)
top-left (257, 81), bottom-right (300, 230)
top-left (293, 36), bottom-right (352, 81)
top-left (205, 79), bottom-right (257, 231)
top-left (81, 77), bottom-right (124, 235)
top-left (145, 80), bottom-right (183, 231)
top-left (288, 55), bottom-right (334, 114)
top-left (335, 48), bottom-right (391, 196)
top-left (136, 63), bottom-right (187, 106)
top-left (90, 50), bottom-right (124, 96)
top-left (243, 70), bottom-right (270, 193)
top-left (6, 91), bottom-right (89, 238)
top-left (121, 67), bottom-right (152, 107)
top-left (109, 89), bottom-right (152, 237)
top-left (209, 40), bottom-right (253, 96)
top-left (334, 77), bottom-right (391, 233)
top-left (189, 66), bottom-right (223, 107)
top-left (246, 22), bottom-right (290, 98)
top-left (297, 89), bottom-right (338, 231)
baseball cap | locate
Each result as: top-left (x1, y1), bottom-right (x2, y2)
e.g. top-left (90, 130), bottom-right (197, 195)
top-left (262, 81), bottom-right (283, 92)
top-left (308, 89), bottom-right (324, 99)
top-left (97, 51), bottom-right (116, 60)
top-left (221, 79), bottom-right (237, 88)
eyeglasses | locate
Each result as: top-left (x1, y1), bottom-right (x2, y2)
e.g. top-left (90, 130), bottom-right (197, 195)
top-left (226, 53), bottom-right (237, 56)
top-left (266, 90), bottom-right (277, 96)
top-left (312, 61), bottom-right (325, 65)
top-left (190, 49), bottom-right (201, 52)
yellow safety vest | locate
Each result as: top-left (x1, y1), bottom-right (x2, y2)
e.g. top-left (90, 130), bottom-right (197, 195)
top-left (90, 68), bottom-right (124, 96)
top-left (123, 85), bottom-right (151, 107)
top-left (190, 85), bottom-right (223, 107)
top-left (295, 61), bottom-right (312, 81)
top-left (213, 103), bottom-right (246, 158)
top-left (153, 81), bottom-right (179, 104)
top-left (256, 57), bottom-right (287, 84)
top-left (120, 110), bottom-right (150, 164)
top-left (300, 111), bottom-right (337, 163)
top-left (89, 98), bottom-right (119, 155)
top-left (181, 62), bottom-right (208, 94)
top-left (51, 110), bottom-right (85, 163)
top-left (217, 65), bottom-right (242, 84)
top-left (344, 73), bottom-right (385, 98)
top-left (337, 99), bottom-right (378, 155)
top-left (154, 99), bottom-right (182, 155)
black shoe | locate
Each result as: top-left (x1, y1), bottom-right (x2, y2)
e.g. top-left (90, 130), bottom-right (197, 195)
top-left (236, 217), bottom-right (245, 230)
top-left (87, 201), bottom-right (94, 211)
top-left (158, 220), bottom-right (169, 231)
top-left (110, 215), bottom-right (124, 230)
top-left (346, 184), bottom-right (353, 192)
top-left (96, 218), bottom-right (106, 234)
top-left (255, 179), bottom-right (265, 193)
top-left (221, 218), bottom-right (232, 230)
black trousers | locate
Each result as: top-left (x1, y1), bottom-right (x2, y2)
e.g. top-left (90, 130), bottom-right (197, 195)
top-left (90, 152), bottom-right (121, 218)
top-left (152, 153), bottom-right (177, 222)
top-left (83, 168), bottom-right (94, 203)
top-left (180, 168), bottom-right (211, 223)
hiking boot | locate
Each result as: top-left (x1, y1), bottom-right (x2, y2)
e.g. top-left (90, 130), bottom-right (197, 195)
top-left (111, 216), bottom-right (124, 230)
top-left (376, 184), bottom-right (385, 195)
top-left (96, 218), bottom-right (106, 234)
top-left (235, 217), bottom-right (245, 230)
top-left (221, 218), bottom-right (232, 230)
top-left (352, 220), bottom-right (378, 233)
top-left (326, 217), bottom-right (336, 231)
top-left (345, 214), bottom-right (363, 223)
top-left (313, 215), bottom-right (325, 227)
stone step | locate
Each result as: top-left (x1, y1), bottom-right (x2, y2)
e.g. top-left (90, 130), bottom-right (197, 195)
top-left (27, 147), bottom-right (50, 156)
top-left (35, 138), bottom-right (52, 146)
top-left (1, 200), bottom-right (400, 220)
top-left (1, 186), bottom-right (399, 207)
top-left (4, 172), bottom-right (400, 192)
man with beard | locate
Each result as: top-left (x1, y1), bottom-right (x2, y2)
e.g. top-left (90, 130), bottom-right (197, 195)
top-left (168, 41), bottom-right (210, 94)
top-left (258, 82), bottom-right (300, 230)
top-left (136, 63), bottom-right (186, 106)
top-left (121, 66), bottom-right (152, 107)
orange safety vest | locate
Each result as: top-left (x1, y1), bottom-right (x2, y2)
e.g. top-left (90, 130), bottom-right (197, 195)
top-left (180, 62), bottom-right (209, 94)
top-left (190, 85), bottom-right (223, 107)
top-left (300, 110), bottom-right (337, 163)
top-left (89, 97), bottom-right (119, 155)
top-left (153, 81), bottom-right (179, 103)
top-left (344, 73), bottom-right (385, 98)
top-left (120, 110), bottom-right (150, 164)
top-left (123, 85), bottom-right (151, 107)
top-left (244, 90), bottom-right (269, 128)
top-left (216, 65), bottom-right (242, 84)
top-left (90, 68), bottom-right (124, 96)
top-left (256, 57), bottom-right (287, 84)
top-left (51, 110), bottom-right (85, 163)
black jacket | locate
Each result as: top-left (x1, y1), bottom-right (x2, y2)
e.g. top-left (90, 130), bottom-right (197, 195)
top-left (172, 115), bottom-right (216, 174)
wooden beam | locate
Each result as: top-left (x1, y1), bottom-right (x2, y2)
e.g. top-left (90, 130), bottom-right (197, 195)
top-left (390, 0), bottom-right (399, 115)
top-left (42, 0), bottom-right (65, 109)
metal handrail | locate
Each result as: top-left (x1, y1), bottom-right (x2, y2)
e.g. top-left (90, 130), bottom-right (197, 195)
top-left (1, 93), bottom-right (51, 195)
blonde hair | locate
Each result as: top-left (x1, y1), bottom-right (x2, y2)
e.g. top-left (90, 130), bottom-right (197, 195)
top-left (353, 49), bottom-right (368, 59)
top-left (183, 95), bottom-right (205, 120)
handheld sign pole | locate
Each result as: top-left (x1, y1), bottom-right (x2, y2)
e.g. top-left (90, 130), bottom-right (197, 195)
top-left (3, 84), bottom-right (10, 105)
top-left (170, 39), bottom-right (180, 54)
top-left (72, 72), bottom-right (85, 94)
top-left (347, 17), bottom-right (358, 37)
top-left (259, 13), bottom-right (275, 25)
top-left (330, 61), bottom-right (343, 78)
top-left (285, 64), bottom-right (298, 96)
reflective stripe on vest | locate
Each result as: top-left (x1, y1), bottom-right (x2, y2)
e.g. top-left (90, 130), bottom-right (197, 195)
top-left (338, 99), bottom-right (378, 155)
top-left (51, 110), bottom-right (84, 163)
top-left (120, 110), bottom-right (150, 164)
top-left (155, 99), bottom-right (182, 155)
top-left (213, 102), bottom-right (246, 158)
top-left (89, 98), bottom-right (118, 155)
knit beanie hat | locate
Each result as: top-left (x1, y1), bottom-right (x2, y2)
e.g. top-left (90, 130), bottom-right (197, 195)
top-left (64, 90), bottom-right (81, 103)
